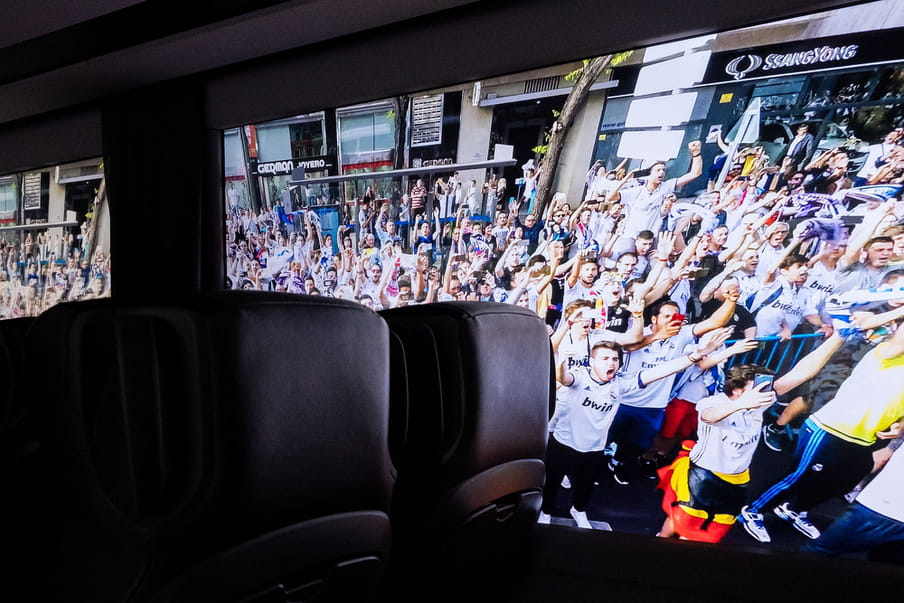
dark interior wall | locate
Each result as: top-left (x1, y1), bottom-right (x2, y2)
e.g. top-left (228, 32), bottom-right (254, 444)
top-left (0, 108), bottom-right (101, 175)
top-left (101, 79), bottom-right (210, 297)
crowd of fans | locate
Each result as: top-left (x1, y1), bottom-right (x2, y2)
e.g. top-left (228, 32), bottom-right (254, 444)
top-left (226, 128), bottom-right (904, 559)
top-left (0, 229), bottom-right (109, 319)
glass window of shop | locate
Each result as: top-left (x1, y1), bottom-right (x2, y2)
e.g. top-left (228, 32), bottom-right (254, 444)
top-left (290, 120), bottom-right (326, 159)
top-left (338, 106), bottom-right (396, 199)
top-left (0, 177), bottom-right (16, 218)
top-left (223, 129), bottom-right (253, 212)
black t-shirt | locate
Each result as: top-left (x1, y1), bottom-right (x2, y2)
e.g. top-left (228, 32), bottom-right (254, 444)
top-left (604, 305), bottom-right (631, 333)
top-left (699, 298), bottom-right (756, 340)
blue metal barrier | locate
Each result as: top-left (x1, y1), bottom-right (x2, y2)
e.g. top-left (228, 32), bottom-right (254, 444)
top-left (724, 333), bottom-right (825, 375)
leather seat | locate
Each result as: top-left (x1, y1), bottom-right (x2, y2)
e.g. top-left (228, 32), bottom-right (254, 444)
top-left (26, 293), bottom-right (394, 602)
top-left (378, 302), bottom-right (551, 598)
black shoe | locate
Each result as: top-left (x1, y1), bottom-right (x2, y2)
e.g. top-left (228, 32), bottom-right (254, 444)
top-left (638, 456), bottom-right (659, 480)
top-left (762, 422), bottom-right (787, 452)
top-left (608, 460), bottom-right (630, 485)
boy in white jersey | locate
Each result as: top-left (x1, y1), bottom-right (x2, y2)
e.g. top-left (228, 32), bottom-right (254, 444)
top-left (539, 330), bottom-right (732, 529)
top-left (657, 364), bottom-right (774, 542)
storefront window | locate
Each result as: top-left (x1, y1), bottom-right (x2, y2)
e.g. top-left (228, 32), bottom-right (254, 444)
top-left (0, 177), bottom-right (16, 216)
top-left (290, 120), bottom-right (326, 159)
top-left (338, 111), bottom-right (395, 158)
top-left (871, 66), bottom-right (904, 101)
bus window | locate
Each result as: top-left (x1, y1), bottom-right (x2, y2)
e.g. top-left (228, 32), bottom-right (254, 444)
top-left (0, 157), bottom-right (109, 318)
top-left (222, 0), bottom-right (904, 565)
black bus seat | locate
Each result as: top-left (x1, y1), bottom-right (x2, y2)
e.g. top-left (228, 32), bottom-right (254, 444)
top-left (25, 294), bottom-right (394, 602)
top-left (378, 302), bottom-right (551, 599)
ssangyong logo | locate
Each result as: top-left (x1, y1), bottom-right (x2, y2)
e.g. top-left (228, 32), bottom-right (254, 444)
top-left (724, 44), bottom-right (859, 80)
top-left (725, 54), bottom-right (763, 80)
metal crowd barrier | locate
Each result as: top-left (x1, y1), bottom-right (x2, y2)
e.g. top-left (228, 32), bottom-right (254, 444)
top-left (724, 333), bottom-right (825, 375)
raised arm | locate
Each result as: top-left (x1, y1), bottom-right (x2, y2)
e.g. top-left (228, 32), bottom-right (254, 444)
top-left (566, 251), bottom-right (587, 288)
top-left (692, 288), bottom-right (738, 337)
top-left (700, 383), bottom-right (774, 424)
top-left (633, 231), bottom-right (675, 301)
top-left (556, 355), bottom-right (575, 387)
top-left (839, 200), bottom-right (896, 269)
top-left (699, 259), bottom-right (742, 303)
top-left (605, 169), bottom-right (637, 204)
top-left (610, 292), bottom-right (646, 346)
top-left (676, 141), bottom-right (704, 188)
top-left (773, 333), bottom-right (844, 396)
top-left (697, 338), bottom-right (758, 370)
top-left (639, 327), bottom-right (732, 386)
top-left (762, 236), bottom-right (802, 286)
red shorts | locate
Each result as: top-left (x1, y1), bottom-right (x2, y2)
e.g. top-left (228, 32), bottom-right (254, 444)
top-left (658, 397), bottom-right (698, 440)
top-left (657, 448), bottom-right (738, 543)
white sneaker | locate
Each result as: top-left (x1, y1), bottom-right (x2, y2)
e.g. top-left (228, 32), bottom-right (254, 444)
top-left (773, 502), bottom-right (821, 539)
top-left (561, 475), bottom-right (571, 488)
top-left (537, 511), bottom-right (551, 524)
top-left (570, 507), bottom-right (592, 529)
top-left (739, 505), bottom-right (771, 543)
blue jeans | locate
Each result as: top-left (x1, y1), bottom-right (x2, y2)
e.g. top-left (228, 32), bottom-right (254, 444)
top-left (805, 501), bottom-right (904, 556)
top-left (608, 405), bottom-right (666, 465)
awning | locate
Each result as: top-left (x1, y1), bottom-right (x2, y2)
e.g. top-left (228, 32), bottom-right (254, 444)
top-left (289, 158), bottom-right (518, 186)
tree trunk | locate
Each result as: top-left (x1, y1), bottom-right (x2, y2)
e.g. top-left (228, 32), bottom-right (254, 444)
top-left (531, 55), bottom-right (614, 217)
top-left (392, 95), bottom-right (411, 198)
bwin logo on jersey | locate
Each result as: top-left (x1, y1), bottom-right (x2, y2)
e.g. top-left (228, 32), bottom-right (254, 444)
top-left (725, 54), bottom-right (763, 80)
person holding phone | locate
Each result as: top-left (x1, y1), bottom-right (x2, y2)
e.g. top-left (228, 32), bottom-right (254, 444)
top-left (539, 330), bottom-right (732, 529)
top-left (656, 364), bottom-right (775, 542)
top-left (608, 292), bottom-right (740, 484)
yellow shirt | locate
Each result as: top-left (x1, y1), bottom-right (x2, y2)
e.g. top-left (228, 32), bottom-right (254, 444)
top-left (811, 343), bottom-right (904, 446)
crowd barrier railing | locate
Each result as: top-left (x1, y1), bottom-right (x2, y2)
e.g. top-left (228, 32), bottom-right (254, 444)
top-left (724, 333), bottom-right (825, 375)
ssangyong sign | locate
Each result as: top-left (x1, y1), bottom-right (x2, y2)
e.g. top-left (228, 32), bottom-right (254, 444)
top-left (724, 45), bottom-right (859, 80)
top-left (703, 28), bottom-right (903, 85)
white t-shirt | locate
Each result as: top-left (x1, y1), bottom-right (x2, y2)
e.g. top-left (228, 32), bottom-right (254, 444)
top-left (563, 278), bottom-right (605, 308)
top-left (747, 277), bottom-right (819, 337)
top-left (557, 334), bottom-right (592, 372)
top-left (804, 260), bottom-right (841, 319)
top-left (690, 392), bottom-right (765, 475)
top-left (856, 446), bottom-right (904, 522)
top-left (733, 270), bottom-right (763, 304)
top-left (755, 243), bottom-right (786, 280)
top-left (619, 324), bottom-right (697, 409)
top-left (619, 179), bottom-right (677, 238)
top-left (552, 369), bottom-right (641, 452)
top-left (669, 279), bottom-right (692, 315)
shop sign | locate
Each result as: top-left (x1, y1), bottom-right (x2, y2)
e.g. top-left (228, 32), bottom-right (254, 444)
top-left (703, 27), bottom-right (904, 84)
top-left (411, 157), bottom-right (455, 167)
top-left (252, 157), bottom-right (335, 176)
top-left (23, 172), bottom-right (44, 211)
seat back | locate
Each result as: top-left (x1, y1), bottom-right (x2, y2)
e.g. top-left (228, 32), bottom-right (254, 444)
top-left (27, 293), bottom-right (394, 602)
top-left (0, 316), bottom-right (41, 602)
top-left (379, 302), bottom-right (550, 595)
